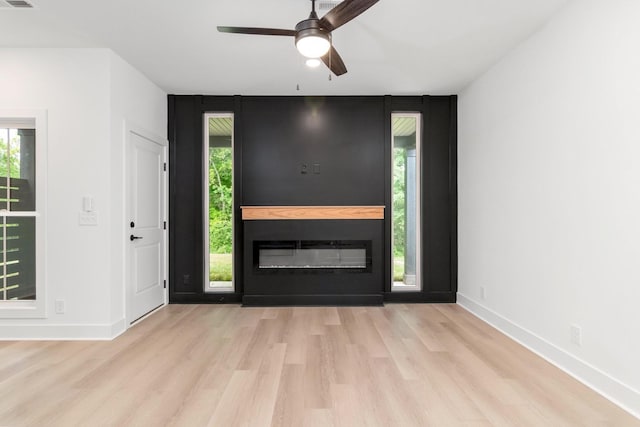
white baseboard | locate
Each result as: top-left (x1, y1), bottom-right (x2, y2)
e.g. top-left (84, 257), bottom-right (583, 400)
top-left (0, 318), bottom-right (127, 340)
top-left (457, 293), bottom-right (640, 420)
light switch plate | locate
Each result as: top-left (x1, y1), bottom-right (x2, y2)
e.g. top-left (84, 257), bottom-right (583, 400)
top-left (82, 196), bottom-right (95, 212)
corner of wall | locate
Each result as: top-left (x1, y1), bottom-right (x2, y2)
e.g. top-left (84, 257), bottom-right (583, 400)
top-left (107, 50), bottom-right (168, 330)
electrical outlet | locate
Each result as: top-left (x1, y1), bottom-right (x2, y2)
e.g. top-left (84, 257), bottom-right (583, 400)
top-left (55, 299), bottom-right (66, 314)
top-left (480, 286), bottom-right (486, 300)
top-left (570, 324), bottom-right (582, 346)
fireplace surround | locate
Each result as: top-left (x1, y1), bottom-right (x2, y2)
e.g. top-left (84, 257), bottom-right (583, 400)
top-left (242, 206), bottom-right (384, 306)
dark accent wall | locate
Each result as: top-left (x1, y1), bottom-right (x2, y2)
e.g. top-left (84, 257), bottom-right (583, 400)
top-left (383, 96), bottom-right (458, 302)
top-left (242, 97), bottom-right (385, 205)
top-left (168, 95), bottom-right (457, 304)
top-left (168, 96), bottom-right (243, 303)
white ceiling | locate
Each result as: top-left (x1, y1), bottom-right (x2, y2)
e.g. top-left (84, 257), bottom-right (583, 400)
top-left (0, 0), bottom-right (569, 95)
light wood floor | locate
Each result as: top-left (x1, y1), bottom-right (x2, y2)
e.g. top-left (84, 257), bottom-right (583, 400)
top-left (0, 304), bottom-right (637, 426)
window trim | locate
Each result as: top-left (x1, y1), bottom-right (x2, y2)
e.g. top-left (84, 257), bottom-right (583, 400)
top-left (391, 112), bottom-right (422, 292)
top-left (0, 109), bottom-right (47, 318)
top-left (203, 112), bottom-right (235, 294)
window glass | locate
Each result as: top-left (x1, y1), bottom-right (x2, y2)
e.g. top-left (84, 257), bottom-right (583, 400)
top-left (0, 123), bottom-right (37, 301)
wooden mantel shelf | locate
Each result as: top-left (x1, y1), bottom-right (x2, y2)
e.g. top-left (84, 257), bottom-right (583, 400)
top-left (241, 206), bottom-right (384, 220)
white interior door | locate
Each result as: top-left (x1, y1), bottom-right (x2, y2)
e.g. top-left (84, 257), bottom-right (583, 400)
top-left (126, 126), bottom-right (167, 324)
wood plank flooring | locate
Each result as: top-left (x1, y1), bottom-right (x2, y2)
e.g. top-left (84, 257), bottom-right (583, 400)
top-left (0, 304), bottom-right (637, 426)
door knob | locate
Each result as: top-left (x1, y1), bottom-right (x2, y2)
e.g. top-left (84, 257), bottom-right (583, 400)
top-left (130, 235), bottom-right (143, 241)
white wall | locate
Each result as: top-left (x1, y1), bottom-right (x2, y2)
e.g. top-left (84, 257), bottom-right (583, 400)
top-left (0, 48), bottom-right (166, 339)
top-left (458, 0), bottom-right (640, 417)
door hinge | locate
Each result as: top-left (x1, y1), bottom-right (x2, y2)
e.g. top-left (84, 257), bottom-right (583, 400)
top-left (164, 279), bottom-right (167, 289)
top-left (163, 162), bottom-right (167, 171)
top-left (163, 221), bottom-right (167, 230)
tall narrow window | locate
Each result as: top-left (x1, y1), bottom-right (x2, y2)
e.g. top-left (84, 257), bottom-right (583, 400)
top-left (391, 114), bottom-right (421, 291)
top-left (0, 111), bottom-right (45, 318)
top-left (204, 114), bottom-right (234, 292)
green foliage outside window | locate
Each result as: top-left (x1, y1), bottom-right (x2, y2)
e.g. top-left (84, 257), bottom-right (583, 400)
top-left (392, 147), bottom-right (405, 258)
top-left (209, 147), bottom-right (233, 254)
top-left (0, 131), bottom-right (21, 179)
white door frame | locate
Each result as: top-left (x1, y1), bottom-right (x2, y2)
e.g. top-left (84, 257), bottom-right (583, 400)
top-left (124, 121), bottom-right (168, 327)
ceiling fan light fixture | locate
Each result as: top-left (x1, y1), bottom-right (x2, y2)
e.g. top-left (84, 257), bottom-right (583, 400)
top-left (296, 32), bottom-right (330, 58)
top-left (294, 19), bottom-right (331, 58)
top-left (306, 58), bottom-right (322, 68)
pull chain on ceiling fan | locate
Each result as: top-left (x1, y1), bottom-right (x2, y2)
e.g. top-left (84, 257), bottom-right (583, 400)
top-left (217, 0), bottom-right (379, 76)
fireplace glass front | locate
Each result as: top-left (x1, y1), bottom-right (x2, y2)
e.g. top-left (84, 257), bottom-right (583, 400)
top-left (255, 240), bottom-right (371, 272)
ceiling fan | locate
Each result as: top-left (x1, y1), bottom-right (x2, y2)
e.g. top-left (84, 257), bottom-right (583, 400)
top-left (217, 0), bottom-right (379, 76)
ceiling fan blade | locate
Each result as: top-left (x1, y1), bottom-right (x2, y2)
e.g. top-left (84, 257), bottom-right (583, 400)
top-left (217, 26), bottom-right (296, 36)
top-left (319, 0), bottom-right (379, 31)
top-left (321, 46), bottom-right (348, 76)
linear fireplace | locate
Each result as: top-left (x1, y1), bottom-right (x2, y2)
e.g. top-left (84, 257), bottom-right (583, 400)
top-left (255, 240), bottom-right (371, 272)
top-left (242, 206), bottom-right (384, 306)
